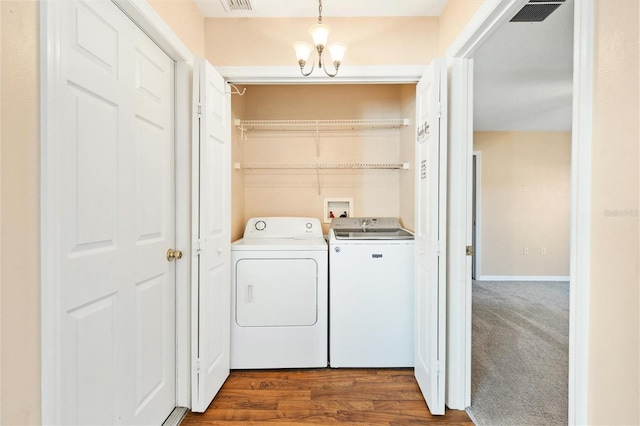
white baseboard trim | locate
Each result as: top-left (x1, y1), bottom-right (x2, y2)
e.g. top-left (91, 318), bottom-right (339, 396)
top-left (477, 275), bottom-right (570, 282)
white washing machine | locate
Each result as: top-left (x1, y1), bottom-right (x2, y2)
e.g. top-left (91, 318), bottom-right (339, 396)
top-left (231, 217), bottom-right (328, 369)
top-left (329, 217), bottom-right (415, 368)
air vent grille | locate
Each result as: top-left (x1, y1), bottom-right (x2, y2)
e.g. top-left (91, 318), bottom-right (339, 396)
top-left (220, 0), bottom-right (254, 12)
top-left (510, 0), bottom-right (565, 22)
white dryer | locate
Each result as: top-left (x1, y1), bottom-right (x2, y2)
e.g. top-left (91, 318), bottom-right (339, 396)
top-left (231, 217), bottom-right (328, 369)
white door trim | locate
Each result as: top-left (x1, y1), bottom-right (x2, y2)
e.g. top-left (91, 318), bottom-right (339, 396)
top-left (567, 1), bottom-right (593, 424)
top-left (444, 57), bottom-right (474, 410)
top-left (40, 1), bottom-right (195, 421)
top-left (444, 0), bottom-right (593, 422)
top-left (472, 151), bottom-right (482, 281)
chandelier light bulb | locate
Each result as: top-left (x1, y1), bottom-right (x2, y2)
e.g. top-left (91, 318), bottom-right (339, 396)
top-left (293, 42), bottom-right (313, 63)
top-left (309, 23), bottom-right (330, 48)
top-left (328, 42), bottom-right (347, 63)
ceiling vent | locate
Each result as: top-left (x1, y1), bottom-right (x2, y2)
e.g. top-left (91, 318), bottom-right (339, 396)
top-left (220, 0), bottom-right (254, 12)
top-left (510, 0), bottom-right (565, 22)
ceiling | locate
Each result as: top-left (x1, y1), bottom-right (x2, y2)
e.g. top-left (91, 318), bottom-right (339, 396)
top-left (195, 0), bottom-right (574, 132)
top-left (473, 0), bottom-right (574, 131)
top-left (194, 0), bottom-right (449, 18)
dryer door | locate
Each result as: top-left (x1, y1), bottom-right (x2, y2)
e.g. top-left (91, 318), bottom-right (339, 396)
top-left (236, 258), bottom-right (318, 327)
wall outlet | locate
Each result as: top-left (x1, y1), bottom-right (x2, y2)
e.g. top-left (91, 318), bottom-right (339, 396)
top-left (540, 247), bottom-right (547, 255)
top-left (523, 247), bottom-right (529, 255)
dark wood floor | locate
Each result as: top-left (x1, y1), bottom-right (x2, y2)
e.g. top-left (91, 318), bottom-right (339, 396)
top-left (181, 368), bottom-right (473, 425)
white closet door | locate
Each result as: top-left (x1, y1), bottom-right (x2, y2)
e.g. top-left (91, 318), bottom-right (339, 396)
top-left (414, 59), bottom-right (447, 416)
top-left (191, 59), bottom-right (231, 413)
top-left (56, 1), bottom-right (176, 424)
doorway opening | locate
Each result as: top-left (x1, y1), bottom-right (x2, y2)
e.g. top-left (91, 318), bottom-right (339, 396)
top-left (461, 0), bottom-right (574, 424)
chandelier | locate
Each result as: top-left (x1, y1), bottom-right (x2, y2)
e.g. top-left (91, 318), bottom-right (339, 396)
top-left (293, 0), bottom-right (346, 77)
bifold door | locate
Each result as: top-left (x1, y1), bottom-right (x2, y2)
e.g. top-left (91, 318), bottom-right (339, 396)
top-left (414, 59), bottom-right (448, 416)
top-left (191, 59), bottom-right (232, 413)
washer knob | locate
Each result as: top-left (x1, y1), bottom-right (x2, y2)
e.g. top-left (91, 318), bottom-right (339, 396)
top-left (306, 222), bottom-right (313, 229)
top-left (255, 220), bottom-right (266, 231)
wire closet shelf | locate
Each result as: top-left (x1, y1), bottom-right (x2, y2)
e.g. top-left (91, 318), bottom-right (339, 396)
top-left (235, 162), bottom-right (410, 170)
top-left (233, 118), bottom-right (411, 174)
top-left (235, 118), bottom-right (410, 137)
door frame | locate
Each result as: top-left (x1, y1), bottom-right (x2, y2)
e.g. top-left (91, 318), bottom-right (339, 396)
top-left (472, 151), bottom-right (482, 280)
top-left (40, 1), bottom-right (195, 421)
top-left (444, 0), bottom-right (593, 424)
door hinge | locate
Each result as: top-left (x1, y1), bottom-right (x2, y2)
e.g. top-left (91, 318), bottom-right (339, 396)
top-left (466, 245), bottom-right (474, 256)
top-left (194, 240), bottom-right (202, 256)
top-left (434, 361), bottom-right (441, 376)
top-left (197, 103), bottom-right (203, 118)
top-left (194, 358), bottom-right (201, 374)
top-left (435, 241), bottom-right (442, 256)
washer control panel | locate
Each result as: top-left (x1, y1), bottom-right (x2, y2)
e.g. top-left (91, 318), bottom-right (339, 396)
top-left (330, 217), bottom-right (402, 231)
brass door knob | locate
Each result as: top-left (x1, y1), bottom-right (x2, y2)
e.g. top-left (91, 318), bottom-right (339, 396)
top-left (167, 248), bottom-right (183, 261)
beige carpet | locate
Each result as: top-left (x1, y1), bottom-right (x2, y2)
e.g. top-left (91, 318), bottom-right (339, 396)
top-left (466, 280), bottom-right (569, 425)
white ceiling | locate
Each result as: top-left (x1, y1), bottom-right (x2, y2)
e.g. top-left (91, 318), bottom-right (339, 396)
top-left (195, 0), bottom-right (574, 132)
top-left (195, 0), bottom-right (449, 18)
top-left (473, 0), bottom-right (574, 131)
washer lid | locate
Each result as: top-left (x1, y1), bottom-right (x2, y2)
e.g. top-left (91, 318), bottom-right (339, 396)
top-left (329, 217), bottom-right (414, 240)
top-left (332, 229), bottom-right (414, 240)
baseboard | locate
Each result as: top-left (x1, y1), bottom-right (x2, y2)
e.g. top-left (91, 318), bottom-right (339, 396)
top-left (162, 407), bottom-right (188, 426)
top-left (476, 275), bottom-right (570, 282)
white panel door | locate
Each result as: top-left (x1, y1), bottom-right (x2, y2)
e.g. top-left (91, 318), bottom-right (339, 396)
top-left (414, 59), bottom-right (447, 416)
top-left (191, 59), bottom-right (231, 412)
top-left (57, 1), bottom-right (176, 424)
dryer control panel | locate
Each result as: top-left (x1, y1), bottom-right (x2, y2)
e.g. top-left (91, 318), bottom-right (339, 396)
top-left (243, 217), bottom-right (323, 239)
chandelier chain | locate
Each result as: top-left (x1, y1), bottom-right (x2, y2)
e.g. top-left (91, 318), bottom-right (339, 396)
top-left (318, 0), bottom-right (323, 24)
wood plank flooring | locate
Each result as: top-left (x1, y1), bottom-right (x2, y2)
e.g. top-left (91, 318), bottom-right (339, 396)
top-left (181, 368), bottom-right (473, 425)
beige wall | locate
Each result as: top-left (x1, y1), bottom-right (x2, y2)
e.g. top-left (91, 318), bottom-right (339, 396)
top-left (148, 0), bottom-right (205, 57)
top-left (587, 1), bottom-right (639, 423)
top-left (0, 2), bottom-right (3, 422)
top-left (205, 17), bottom-right (439, 67)
top-left (438, 0), bottom-right (484, 55)
top-left (1, 1), bottom-right (41, 424)
top-left (399, 84), bottom-right (417, 231)
top-left (234, 84), bottom-right (412, 235)
top-left (474, 132), bottom-right (571, 278)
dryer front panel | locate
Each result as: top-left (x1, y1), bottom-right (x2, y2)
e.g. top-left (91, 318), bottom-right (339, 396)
top-left (235, 258), bottom-right (318, 327)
